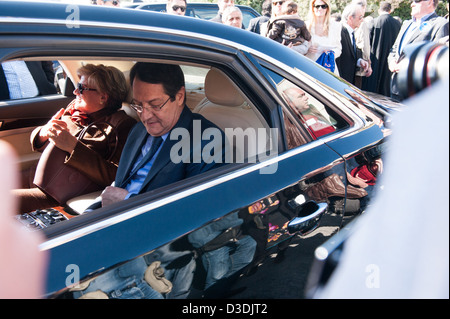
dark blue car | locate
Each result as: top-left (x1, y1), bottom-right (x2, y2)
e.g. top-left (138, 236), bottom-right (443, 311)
top-left (0, 1), bottom-right (399, 299)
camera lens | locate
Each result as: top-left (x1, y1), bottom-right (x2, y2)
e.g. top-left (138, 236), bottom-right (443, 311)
top-left (397, 41), bottom-right (449, 99)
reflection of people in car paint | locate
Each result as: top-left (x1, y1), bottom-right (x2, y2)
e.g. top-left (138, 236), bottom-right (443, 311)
top-left (283, 87), bottom-right (336, 137)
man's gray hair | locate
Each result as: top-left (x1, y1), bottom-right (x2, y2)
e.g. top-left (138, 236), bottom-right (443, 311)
top-left (222, 5), bottom-right (242, 22)
top-left (342, 3), bottom-right (362, 21)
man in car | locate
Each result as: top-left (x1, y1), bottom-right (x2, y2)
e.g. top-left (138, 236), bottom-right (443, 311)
top-left (166, 0), bottom-right (187, 16)
top-left (96, 62), bottom-right (226, 208)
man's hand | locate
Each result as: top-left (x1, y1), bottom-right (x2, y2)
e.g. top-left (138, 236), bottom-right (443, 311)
top-left (389, 61), bottom-right (401, 73)
top-left (365, 65), bottom-right (373, 77)
top-left (101, 186), bottom-right (129, 207)
top-left (359, 59), bottom-right (370, 74)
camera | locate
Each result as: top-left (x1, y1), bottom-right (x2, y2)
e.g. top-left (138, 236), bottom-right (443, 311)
top-left (397, 41), bottom-right (449, 99)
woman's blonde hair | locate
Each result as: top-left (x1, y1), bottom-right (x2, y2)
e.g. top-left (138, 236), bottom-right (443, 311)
top-left (78, 64), bottom-right (129, 110)
top-left (307, 0), bottom-right (331, 37)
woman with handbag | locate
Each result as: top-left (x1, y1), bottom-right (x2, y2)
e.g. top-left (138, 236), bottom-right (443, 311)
top-left (13, 64), bottom-right (136, 213)
top-left (305, 0), bottom-right (342, 75)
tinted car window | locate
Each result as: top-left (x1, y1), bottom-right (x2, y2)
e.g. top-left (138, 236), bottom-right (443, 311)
top-left (262, 67), bottom-right (347, 144)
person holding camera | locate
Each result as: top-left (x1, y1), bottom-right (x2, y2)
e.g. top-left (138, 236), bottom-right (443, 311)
top-left (388, 0), bottom-right (448, 101)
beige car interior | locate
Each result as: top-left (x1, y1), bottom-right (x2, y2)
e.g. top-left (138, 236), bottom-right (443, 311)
top-left (3, 59), bottom-right (275, 214)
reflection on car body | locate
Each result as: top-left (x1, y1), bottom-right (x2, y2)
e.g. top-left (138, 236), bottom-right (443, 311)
top-left (0, 1), bottom-right (401, 299)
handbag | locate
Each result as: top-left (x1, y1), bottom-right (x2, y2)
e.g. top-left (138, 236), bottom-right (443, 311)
top-left (33, 121), bottom-right (118, 205)
top-left (316, 50), bottom-right (335, 73)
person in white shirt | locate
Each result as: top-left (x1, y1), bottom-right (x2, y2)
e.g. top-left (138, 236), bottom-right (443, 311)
top-left (305, 0), bottom-right (342, 75)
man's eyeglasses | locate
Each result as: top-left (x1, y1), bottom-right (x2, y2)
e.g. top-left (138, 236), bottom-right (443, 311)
top-left (77, 83), bottom-right (97, 95)
top-left (410, 0), bottom-right (429, 3)
top-left (172, 5), bottom-right (186, 12)
top-left (314, 4), bottom-right (328, 10)
top-left (130, 97), bottom-right (171, 113)
top-left (272, 1), bottom-right (285, 6)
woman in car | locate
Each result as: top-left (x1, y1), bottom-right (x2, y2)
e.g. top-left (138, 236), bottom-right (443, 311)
top-left (13, 63), bottom-right (136, 213)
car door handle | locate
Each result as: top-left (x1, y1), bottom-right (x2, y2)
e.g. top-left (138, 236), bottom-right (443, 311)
top-left (287, 201), bottom-right (328, 236)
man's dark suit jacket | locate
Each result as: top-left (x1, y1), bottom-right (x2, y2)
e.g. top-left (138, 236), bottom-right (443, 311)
top-left (0, 61), bottom-right (57, 100)
top-left (86, 106), bottom-right (226, 211)
top-left (115, 106), bottom-right (226, 194)
top-left (364, 13), bottom-right (401, 96)
top-left (388, 12), bottom-right (449, 100)
top-left (247, 14), bottom-right (270, 34)
top-left (336, 25), bottom-right (363, 85)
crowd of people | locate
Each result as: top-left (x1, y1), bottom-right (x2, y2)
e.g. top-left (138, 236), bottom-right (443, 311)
top-left (222, 0), bottom-right (448, 101)
top-left (87, 0), bottom-right (449, 100)
top-left (150, 0), bottom-right (448, 102)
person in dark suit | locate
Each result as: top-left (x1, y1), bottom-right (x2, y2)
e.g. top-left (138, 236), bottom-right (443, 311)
top-left (336, 3), bottom-right (371, 85)
top-left (363, 1), bottom-right (401, 96)
top-left (97, 62), bottom-right (226, 208)
top-left (388, 0), bottom-right (448, 101)
top-left (0, 61), bottom-right (57, 100)
top-left (247, 0), bottom-right (271, 34)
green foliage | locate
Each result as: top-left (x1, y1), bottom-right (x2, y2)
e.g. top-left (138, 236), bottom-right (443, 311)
top-left (391, 1), bottom-right (412, 21)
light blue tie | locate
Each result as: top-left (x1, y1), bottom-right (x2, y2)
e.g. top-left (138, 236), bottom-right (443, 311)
top-left (123, 136), bottom-right (163, 189)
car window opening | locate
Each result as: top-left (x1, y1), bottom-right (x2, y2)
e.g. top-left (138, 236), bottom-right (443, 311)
top-left (9, 58), bottom-right (275, 228)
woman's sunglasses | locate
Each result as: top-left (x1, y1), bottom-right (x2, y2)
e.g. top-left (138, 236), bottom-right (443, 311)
top-left (172, 5), bottom-right (186, 12)
top-left (314, 4), bottom-right (328, 9)
top-left (77, 83), bottom-right (97, 95)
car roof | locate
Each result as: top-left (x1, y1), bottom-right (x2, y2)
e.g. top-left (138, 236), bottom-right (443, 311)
top-left (0, 1), bottom-right (349, 94)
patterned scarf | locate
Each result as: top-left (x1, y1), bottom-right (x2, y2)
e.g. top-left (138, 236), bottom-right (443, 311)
top-left (65, 100), bottom-right (115, 127)
top-left (67, 100), bottom-right (91, 126)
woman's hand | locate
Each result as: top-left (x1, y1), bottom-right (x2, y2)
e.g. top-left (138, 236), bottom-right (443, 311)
top-left (48, 128), bottom-right (78, 153)
top-left (39, 108), bottom-right (77, 153)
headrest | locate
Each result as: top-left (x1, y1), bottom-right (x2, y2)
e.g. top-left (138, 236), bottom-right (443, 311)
top-left (205, 68), bottom-right (245, 107)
